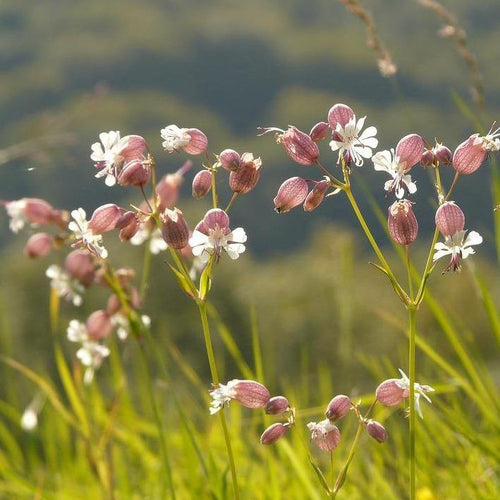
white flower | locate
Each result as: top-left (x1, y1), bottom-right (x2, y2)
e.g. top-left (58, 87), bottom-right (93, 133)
top-left (160, 125), bottom-right (191, 153)
top-left (130, 225), bottom-right (168, 254)
top-left (373, 148), bottom-right (417, 198)
top-left (67, 319), bottom-right (110, 385)
top-left (329, 115), bottom-right (378, 166)
top-left (20, 393), bottom-right (45, 431)
top-left (46, 265), bottom-right (84, 306)
top-left (477, 124), bottom-right (500, 152)
top-left (396, 369), bottom-right (435, 419)
top-left (68, 208), bottom-right (108, 259)
top-left (91, 131), bottom-right (131, 186)
top-left (307, 419), bottom-right (336, 440)
top-left (190, 227), bottom-right (246, 263)
top-left (433, 230), bottom-right (483, 272)
top-left (4, 199), bottom-right (28, 233)
top-left (209, 380), bottom-right (239, 414)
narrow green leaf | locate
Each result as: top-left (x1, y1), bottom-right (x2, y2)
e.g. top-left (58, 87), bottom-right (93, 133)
top-left (168, 263), bottom-right (195, 299)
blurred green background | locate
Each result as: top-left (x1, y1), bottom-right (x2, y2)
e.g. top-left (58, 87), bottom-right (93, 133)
top-left (0, 0), bottom-right (498, 390)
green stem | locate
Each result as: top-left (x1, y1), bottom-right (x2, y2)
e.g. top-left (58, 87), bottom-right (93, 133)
top-left (343, 187), bottom-right (408, 303)
top-left (211, 167), bottom-right (219, 208)
top-left (331, 401), bottom-right (375, 498)
top-left (139, 244), bottom-right (152, 301)
top-left (225, 192), bottom-right (239, 212)
top-left (408, 306), bottom-right (417, 500)
top-left (198, 302), bottom-right (240, 499)
top-left (137, 340), bottom-right (176, 499)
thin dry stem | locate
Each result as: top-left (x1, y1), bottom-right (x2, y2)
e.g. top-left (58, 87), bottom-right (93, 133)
top-left (418, 0), bottom-right (484, 107)
top-left (337, 0), bottom-right (397, 77)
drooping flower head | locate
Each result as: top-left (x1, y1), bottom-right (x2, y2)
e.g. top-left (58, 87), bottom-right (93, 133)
top-left (209, 379), bottom-right (270, 414)
top-left (387, 199), bottom-right (418, 246)
top-left (189, 209), bottom-right (247, 263)
top-left (91, 132), bottom-right (148, 187)
top-left (307, 419), bottom-right (341, 452)
top-left (3, 198), bottom-right (65, 233)
top-left (328, 103), bottom-right (378, 167)
top-left (68, 208), bottom-right (108, 259)
top-left (376, 369), bottom-right (435, 419)
top-left (46, 265), bottom-right (85, 306)
top-left (373, 134), bottom-right (424, 198)
top-left (160, 125), bottom-right (208, 155)
top-left (433, 229), bottom-right (482, 272)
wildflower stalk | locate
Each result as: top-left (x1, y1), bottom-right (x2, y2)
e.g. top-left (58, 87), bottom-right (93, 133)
top-left (198, 300), bottom-right (240, 499)
top-left (331, 401), bottom-right (376, 498)
top-left (408, 305), bottom-right (417, 500)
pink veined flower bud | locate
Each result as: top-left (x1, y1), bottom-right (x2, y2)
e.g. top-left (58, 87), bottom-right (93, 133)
top-left (106, 294), bottom-right (121, 316)
top-left (434, 144), bottom-right (452, 165)
top-left (24, 198), bottom-right (58, 226)
top-left (327, 103), bottom-right (355, 130)
top-left (219, 149), bottom-right (241, 171)
top-left (86, 310), bottom-right (113, 341)
top-left (395, 134), bottom-right (424, 171)
top-left (161, 208), bottom-right (190, 249)
top-left (156, 161), bottom-right (191, 210)
top-left (121, 135), bottom-right (148, 161)
top-left (375, 379), bottom-right (407, 406)
top-left (325, 395), bottom-right (352, 421)
top-left (274, 177), bottom-right (309, 214)
top-left (232, 380), bottom-right (271, 409)
top-left (260, 423), bottom-right (288, 445)
top-left (192, 170), bottom-right (213, 199)
top-left (388, 199), bottom-right (418, 246)
top-left (420, 149), bottom-right (436, 168)
top-left (452, 134), bottom-right (486, 175)
top-left (183, 128), bottom-right (208, 155)
top-left (303, 180), bottom-right (329, 212)
top-left (280, 126), bottom-right (320, 165)
top-left (118, 159), bottom-right (151, 187)
top-left (229, 153), bottom-right (262, 194)
top-left (116, 211), bottom-right (140, 241)
top-left (24, 232), bottom-right (53, 258)
top-left (308, 420), bottom-right (341, 452)
top-left (265, 396), bottom-right (290, 415)
top-left (366, 420), bottom-right (388, 443)
top-left (88, 204), bottom-right (122, 234)
top-left (65, 250), bottom-right (95, 287)
top-left (435, 202), bottom-right (465, 238)
top-left (309, 122), bottom-right (330, 142)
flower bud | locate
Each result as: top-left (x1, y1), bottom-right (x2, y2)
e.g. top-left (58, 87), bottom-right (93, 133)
top-left (325, 395), bottom-right (352, 421)
top-left (232, 380), bottom-right (270, 409)
top-left (280, 126), bottom-right (320, 165)
top-left (366, 420), bottom-right (388, 443)
top-left (375, 379), bottom-right (407, 406)
top-left (116, 211), bottom-right (140, 241)
top-left (24, 232), bottom-right (53, 258)
top-left (192, 170), bottom-right (213, 199)
top-left (274, 177), bottom-right (309, 214)
top-left (106, 294), bottom-right (121, 316)
top-left (161, 208), bottom-right (190, 249)
top-left (260, 423), bottom-right (288, 445)
top-left (229, 154), bottom-right (262, 194)
top-left (328, 103), bottom-right (355, 130)
top-left (183, 128), bottom-right (208, 155)
top-left (303, 180), bottom-right (329, 212)
top-left (156, 162), bottom-right (191, 210)
top-left (219, 149), bottom-right (241, 171)
top-left (388, 199), bottom-right (418, 246)
top-left (23, 198), bottom-right (55, 225)
top-left (309, 122), bottom-right (330, 142)
top-left (453, 134), bottom-right (486, 175)
top-left (435, 201), bottom-right (465, 237)
top-left (434, 144), bottom-right (452, 165)
top-left (88, 204), bottom-right (122, 234)
top-left (420, 149), bottom-right (435, 168)
top-left (64, 250), bottom-right (95, 287)
top-left (86, 310), bottom-right (113, 341)
top-left (265, 396), bottom-right (290, 415)
top-left (118, 160), bottom-right (151, 187)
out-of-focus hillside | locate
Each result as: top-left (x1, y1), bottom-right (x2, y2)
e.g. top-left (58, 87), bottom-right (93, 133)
top-left (0, 0), bottom-right (498, 255)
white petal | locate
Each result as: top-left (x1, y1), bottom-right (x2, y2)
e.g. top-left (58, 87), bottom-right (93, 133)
top-left (463, 231), bottom-right (482, 248)
top-left (229, 227), bottom-right (247, 244)
top-left (189, 230), bottom-right (208, 248)
top-left (373, 150), bottom-right (393, 172)
top-left (433, 247), bottom-right (452, 261)
top-left (359, 126), bottom-right (377, 140)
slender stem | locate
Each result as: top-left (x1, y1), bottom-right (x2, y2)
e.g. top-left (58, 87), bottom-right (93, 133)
top-left (414, 227), bottom-right (440, 307)
top-left (139, 244), bottom-right (152, 301)
top-left (211, 168), bottom-right (219, 208)
top-left (225, 192), bottom-right (239, 212)
top-left (408, 306), bottom-right (417, 500)
top-left (444, 171), bottom-right (460, 202)
top-left (343, 187), bottom-right (408, 303)
top-left (198, 302), bottom-right (240, 499)
top-left (331, 401), bottom-right (375, 498)
top-left (137, 339), bottom-right (176, 499)
top-left (314, 160), bottom-right (344, 187)
top-left (405, 245), bottom-right (414, 299)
